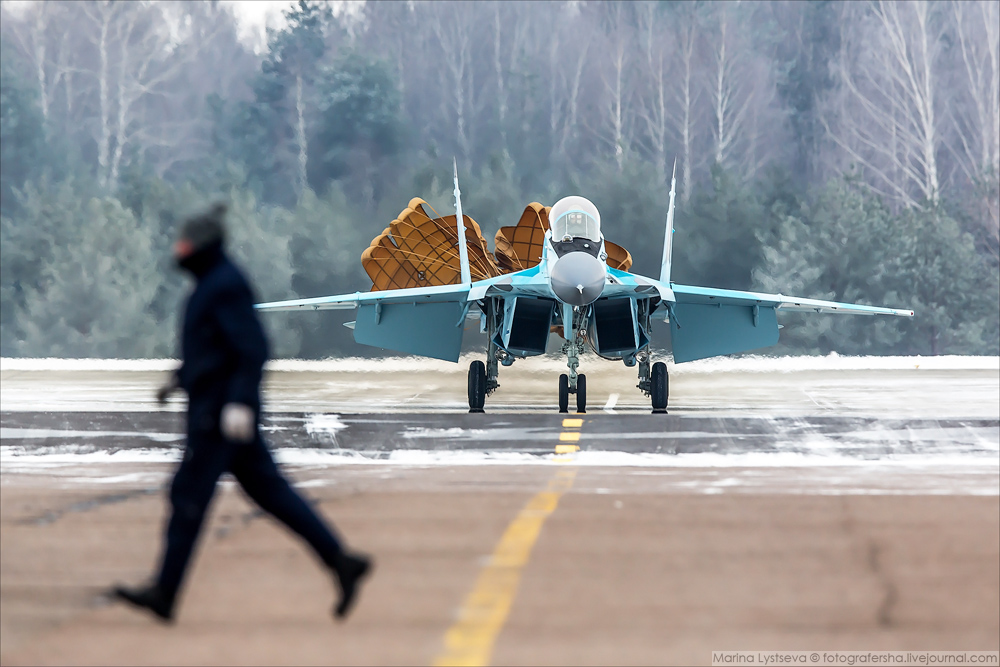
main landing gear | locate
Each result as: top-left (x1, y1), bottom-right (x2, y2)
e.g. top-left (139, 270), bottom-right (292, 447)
top-left (468, 360), bottom-right (486, 413)
top-left (637, 351), bottom-right (669, 413)
top-left (468, 339), bottom-right (503, 413)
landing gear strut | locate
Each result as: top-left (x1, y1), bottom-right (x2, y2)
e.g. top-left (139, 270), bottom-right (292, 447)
top-left (637, 351), bottom-right (668, 413)
top-left (558, 303), bottom-right (588, 413)
top-left (468, 304), bottom-right (504, 413)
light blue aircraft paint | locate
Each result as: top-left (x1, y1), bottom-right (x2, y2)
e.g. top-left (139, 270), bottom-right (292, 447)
top-left (256, 161), bottom-right (913, 414)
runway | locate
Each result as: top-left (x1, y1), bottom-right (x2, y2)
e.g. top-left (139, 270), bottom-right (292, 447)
top-left (1, 356), bottom-right (998, 665)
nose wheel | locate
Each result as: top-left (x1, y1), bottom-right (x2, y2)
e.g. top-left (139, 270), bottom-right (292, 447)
top-left (558, 373), bottom-right (587, 413)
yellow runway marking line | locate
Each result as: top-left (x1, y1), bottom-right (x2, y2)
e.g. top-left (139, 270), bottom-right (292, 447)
top-left (554, 443), bottom-right (580, 454)
top-left (558, 431), bottom-right (581, 442)
top-left (432, 469), bottom-right (578, 667)
top-left (561, 418), bottom-right (583, 428)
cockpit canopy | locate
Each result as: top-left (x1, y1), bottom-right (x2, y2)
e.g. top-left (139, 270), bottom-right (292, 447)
top-left (549, 196), bottom-right (601, 242)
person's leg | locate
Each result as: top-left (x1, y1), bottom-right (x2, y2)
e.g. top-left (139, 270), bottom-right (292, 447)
top-left (154, 436), bottom-right (232, 602)
top-left (115, 434), bottom-right (231, 621)
top-left (231, 439), bottom-right (371, 618)
top-left (230, 439), bottom-right (344, 565)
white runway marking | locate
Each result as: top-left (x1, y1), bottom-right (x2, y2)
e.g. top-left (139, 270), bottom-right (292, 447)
top-left (603, 393), bottom-right (619, 412)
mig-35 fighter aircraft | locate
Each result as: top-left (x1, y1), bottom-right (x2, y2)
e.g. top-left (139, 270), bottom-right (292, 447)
top-left (256, 161), bottom-right (913, 414)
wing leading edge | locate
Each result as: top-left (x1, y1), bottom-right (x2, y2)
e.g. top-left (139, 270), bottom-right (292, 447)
top-left (669, 283), bottom-right (914, 317)
top-left (253, 283), bottom-right (472, 312)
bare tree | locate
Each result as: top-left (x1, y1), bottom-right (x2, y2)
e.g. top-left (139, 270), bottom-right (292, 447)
top-left (583, 2), bottom-right (637, 171)
top-left (672, 7), bottom-right (701, 202)
top-left (948, 0), bottom-right (999, 255)
top-left (3, 2), bottom-right (89, 138)
top-left (703, 3), bottom-right (761, 173)
top-left (76, 1), bottom-right (116, 188)
top-left (826, 1), bottom-right (947, 207)
top-left (635, 2), bottom-right (673, 184)
top-left (546, 4), bottom-right (590, 169)
top-left (425, 1), bottom-right (486, 165)
top-left (58, 1), bottom-right (216, 189)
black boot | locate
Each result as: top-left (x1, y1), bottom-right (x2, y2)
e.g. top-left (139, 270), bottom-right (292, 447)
top-left (332, 552), bottom-right (372, 620)
top-left (113, 583), bottom-right (175, 622)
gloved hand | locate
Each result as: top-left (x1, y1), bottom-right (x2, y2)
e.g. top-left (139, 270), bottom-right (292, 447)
top-left (156, 376), bottom-right (179, 404)
top-left (221, 403), bottom-right (255, 443)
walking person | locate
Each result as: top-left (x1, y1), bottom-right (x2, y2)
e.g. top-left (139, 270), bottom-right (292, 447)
top-left (114, 203), bottom-right (371, 622)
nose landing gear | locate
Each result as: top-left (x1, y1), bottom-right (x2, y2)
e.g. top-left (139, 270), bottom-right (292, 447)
top-left (558, 372), bottom-right (587, 414)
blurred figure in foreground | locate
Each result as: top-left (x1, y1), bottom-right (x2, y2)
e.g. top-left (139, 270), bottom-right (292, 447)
top-left (113, 203), bottom-right (371, 622)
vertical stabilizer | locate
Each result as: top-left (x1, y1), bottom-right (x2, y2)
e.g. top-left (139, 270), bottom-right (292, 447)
top-left (453, 158), bottom-right (472, 286)
top-left (659, 159), bottom-right (677, 284)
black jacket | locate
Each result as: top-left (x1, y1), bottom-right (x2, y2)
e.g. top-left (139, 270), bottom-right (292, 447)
top-left (176, 244), bottom-right (269, 427)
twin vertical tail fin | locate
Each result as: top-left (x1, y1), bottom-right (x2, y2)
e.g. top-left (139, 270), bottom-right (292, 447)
top-left (659, 159), bottom-right (677, 284)
top-left (453, 158), bottom-right (472, 286)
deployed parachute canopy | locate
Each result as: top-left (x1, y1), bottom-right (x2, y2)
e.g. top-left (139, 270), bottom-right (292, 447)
top-left (362, 197), bottom-right (632, 291)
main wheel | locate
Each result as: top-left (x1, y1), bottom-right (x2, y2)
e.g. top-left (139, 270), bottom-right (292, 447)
top-left (468, 360), bottom-right (487, 413)
top-left (558, 374), bottom-right (569, 413)
top-left (650, 361), bottom-right (668, 412)
top-left (576, 374), bottom-right (587, 413)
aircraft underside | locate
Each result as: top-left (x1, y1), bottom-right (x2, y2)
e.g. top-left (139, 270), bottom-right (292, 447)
top-left (350, 292), bottom-right (670, 414)
top-left (474, 294), bottom-right (664, 414)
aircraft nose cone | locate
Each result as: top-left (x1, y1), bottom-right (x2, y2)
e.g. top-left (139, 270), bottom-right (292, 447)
top-left (550, 252), bottom-right (606, 306)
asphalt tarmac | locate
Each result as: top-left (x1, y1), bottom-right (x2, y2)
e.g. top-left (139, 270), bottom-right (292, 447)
top-left (1, 357), bottom-right (998, 665)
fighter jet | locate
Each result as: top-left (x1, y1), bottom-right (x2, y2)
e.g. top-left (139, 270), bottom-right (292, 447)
top-left (256, 161), bottom-right (913, 413)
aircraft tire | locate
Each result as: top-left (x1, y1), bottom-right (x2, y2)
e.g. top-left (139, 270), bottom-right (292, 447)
top-left (558, 374), bottom-right (569, 413)
top-left (468, 360), bottom-right (487, 413)
top-left (576, 374), bottom-right (587, 413)
top-left (651, 362), bottom-right (668, 413)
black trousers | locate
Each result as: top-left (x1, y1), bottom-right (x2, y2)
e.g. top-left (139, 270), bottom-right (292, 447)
top-left (156, 431), bottom-right (343, 599)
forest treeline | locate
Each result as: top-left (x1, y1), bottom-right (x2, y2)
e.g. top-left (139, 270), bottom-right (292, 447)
top-left (1, 0), bottom-right (997, 358)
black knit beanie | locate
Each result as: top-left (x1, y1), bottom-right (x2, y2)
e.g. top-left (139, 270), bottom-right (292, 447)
top-left (179, 203), bottom-right (227, 251)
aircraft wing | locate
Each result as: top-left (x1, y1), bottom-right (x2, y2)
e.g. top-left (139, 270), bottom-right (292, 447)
top-left (255, 269), bottom-right (548, 362)
top-left (256, 283), bottom-right (481, 362)
top-left (254, 283), bottom-right (473, 312)
top-left (669, 284), bottom-right (914, 317)
top-left (654, 282), bottom-right (912, 363)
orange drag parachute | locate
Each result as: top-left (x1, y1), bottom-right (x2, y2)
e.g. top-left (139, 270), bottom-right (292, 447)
top-left (362, 199), bottom-right (633, 291)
